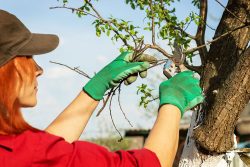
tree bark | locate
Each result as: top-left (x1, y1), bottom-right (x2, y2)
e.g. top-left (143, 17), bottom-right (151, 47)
top-left (193, 0), bottom-right (250, 153)
top-left (179, 111), bottom-right (236, 167)
top-left (179, 1), bottom-right (249, 165)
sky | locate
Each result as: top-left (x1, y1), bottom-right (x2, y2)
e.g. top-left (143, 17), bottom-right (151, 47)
top-left (0, 0), bottom-right (227, 139)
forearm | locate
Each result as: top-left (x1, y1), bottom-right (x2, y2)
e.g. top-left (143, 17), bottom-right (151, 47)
top-left (45, 91), bottom-right (99, 143)
top-left (144, 104), bottom-right (181, 167)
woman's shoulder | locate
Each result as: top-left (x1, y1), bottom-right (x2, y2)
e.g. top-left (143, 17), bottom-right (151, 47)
top-left (21, 129), bottom-right (70, 145)
top-left (0, 129), bottom-right (45, 151)
top-left (20, 130), bottom-right (74, 161)
top-left (3, 129), bottom-right (70, 151)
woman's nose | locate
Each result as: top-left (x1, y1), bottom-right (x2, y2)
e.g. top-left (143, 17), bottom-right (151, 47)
top-left (36, 66), bottom-right (43, 77)
top-left (34, 62), bottom-right (43, 77)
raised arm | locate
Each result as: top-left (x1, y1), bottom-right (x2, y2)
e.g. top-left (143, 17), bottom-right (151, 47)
top-left (45, 52), bottom-right (156, 143)
top-left (144, 71), bottom-right (204, 167)
top-left (144, 104), bottom-right (181, 167)
top-left (45, 91), bottom-right (99, 143)
top-left (45, 53), bottom-right (204, 167)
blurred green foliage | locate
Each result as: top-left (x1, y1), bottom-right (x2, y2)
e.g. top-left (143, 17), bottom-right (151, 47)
top-left (88, 137), bottom-right (133, 151)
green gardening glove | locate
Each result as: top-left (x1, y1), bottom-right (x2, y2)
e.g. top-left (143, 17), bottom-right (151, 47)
top-left (159, 70), bottom-right (204, 116)
top-left (83, 52), bottom-right (155, 100)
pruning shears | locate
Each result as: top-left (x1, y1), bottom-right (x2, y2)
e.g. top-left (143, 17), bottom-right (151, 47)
top-left (163, 41), bottom-right (188, 79)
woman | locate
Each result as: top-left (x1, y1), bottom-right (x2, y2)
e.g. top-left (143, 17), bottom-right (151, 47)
top-left (0, 10), bottom-right (204, 167)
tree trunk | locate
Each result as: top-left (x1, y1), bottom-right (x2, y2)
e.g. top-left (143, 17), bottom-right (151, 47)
top-left (179, 0), bottom-right (250, 166)
top-left (179, 111), bottom-right (236, 166)
top-left (193, 0), bottom-right (250, 153)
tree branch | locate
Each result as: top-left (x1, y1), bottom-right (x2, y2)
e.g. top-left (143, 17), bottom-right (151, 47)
top-left (51, 5), bottom-right (134, 50)
top-left (154, 1), bottom-right (196, 39)
top-left (184, 23), bottom-right (250, 54)
top-left (49, 60), bottom-right (118, 118)
top-left (183, 61), bottom-right (202, 74)
top-left (174, 25), bottom-right (196, 39)
top-left (108, 88), bottom-right (123, 142)
top-left (118, 85), bottom-right (133, 127)
top-left (148, 97), bottom-right (159, 103)
top-left (195, 0), bottom-right (208, 65)
top-left (113, 29), bottom-right (132, 49)
top-left (147, 60), bottom-right (166, 70)
top-left (85, 1), bottom-right (134, 49)
top-left (205, 23), bottom-right (216, 31)
top-left (149, 0), bottom-right (156, 45)
top-left (50, 6), bottom-right (99, 19)
top-left (215, 0), bottom-right (246, 24)
top-left (139, 44), bottom-right (173, 58)
top-left (194, 12), bottom-right (216, 31)
top-left (50, 61), bottom-right (91, 79)
top-left (85, 0), bottom-right (105, 20)
top-left (96, 88), bottom-right (114, 116)
top-left (162, 12), bottom-right (196, 39)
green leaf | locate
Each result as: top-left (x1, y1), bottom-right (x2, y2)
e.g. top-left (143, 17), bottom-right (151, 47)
top-left (85, 6), bottom-right (90, 11)
top-left (105, 23), bottom-right (109, 29)
top-left (119, 47), bottom-right (125, 53)
top-left (131, 3), bottom-right (135, 9)
top-left (107, 30), bottom-right (110, 36)
top-left (130, 30), bottom-right (135, 35)
top-left (192, 0), bottom-right (200, 8)
top-left (185, 17), bottom-right (190, 23)
top-left (96, 28), bottom-right (101, 37)
top-left (101, 26), bottom-right (105, 32)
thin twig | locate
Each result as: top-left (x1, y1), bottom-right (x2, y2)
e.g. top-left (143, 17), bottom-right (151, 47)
top-left (148, 97), bottom-right (159, 103)
top-left (184, 17), bottom-right (193, 32)
top-left (50, 6), bottom-right (99, 19)
top-left (184, 23), bottom-right (250, 54)
top-left (113, 29), bottom-right (132, 48)
top-left (85, 0), bottom-right (104, 20)
top-left (215, 0), bottom-right (245, 24)
top-left (86, 1), bottom-right (136, 49)
top-left (156, 58), bottom-right (168, 62)
top-left (125, 26), bottom-right (138, 49)
top-left (172, 25), bottom-right (196, 39)
top-left (109, 89), bottom-right (123, 142)
top-left (118, 85), bottom-right (133, 127)
top-left (51, 4), bottom-right (174, 61)
top-left (194, 12), bottom-right (215, 31)
top-left (206, 23), bottom-right (216, 31)
top-left (147, 61), bottom-right (166, 70)
top-left (160, 5), bottom-right (196, 39)
top-left (50, 61), bottom-right (91, 79)
top-left (96, 88), bottom-right (114, 116)
top-left (51, 5), bottom-right (133, 49)
top-left (135, 38), bottom-right (144, 52)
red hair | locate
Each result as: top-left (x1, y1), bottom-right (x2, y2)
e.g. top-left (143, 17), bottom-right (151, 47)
top-left (0, 56), bottom-right (37, 135)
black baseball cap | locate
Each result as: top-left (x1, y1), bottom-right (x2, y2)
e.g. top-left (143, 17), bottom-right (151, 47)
top-left (0, 10), bottom-right (59, 67)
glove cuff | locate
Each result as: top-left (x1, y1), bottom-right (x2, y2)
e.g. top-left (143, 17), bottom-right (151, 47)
top-left (83, 77), bottom-right (107, 101)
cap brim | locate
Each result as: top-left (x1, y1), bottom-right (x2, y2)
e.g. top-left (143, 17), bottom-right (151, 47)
top-left (17, 33), bottom-right (59, 56)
